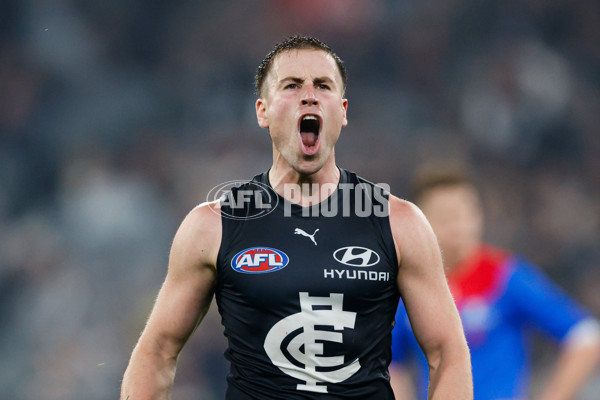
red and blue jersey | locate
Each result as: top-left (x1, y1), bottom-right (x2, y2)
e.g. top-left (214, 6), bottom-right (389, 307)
top-left (392, 245), bottom-right (590, 400)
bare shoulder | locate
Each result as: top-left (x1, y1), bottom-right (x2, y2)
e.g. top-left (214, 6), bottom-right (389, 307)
top-left (388, 194), bottom-right (431, 238)
top-left (183, 200), bottom-right (222, 231)
top-left (170, 200), bottom-right (223, 273)
top-left (388, 194), bottom-right (439, 267)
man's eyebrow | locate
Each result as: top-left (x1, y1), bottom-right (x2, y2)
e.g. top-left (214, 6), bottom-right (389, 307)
top-left (313, 77), bottom-right (334, 85)
top-left (279, 77), bottom-right (304, 84)
top-left (279, 76), bottom-right (335, 85)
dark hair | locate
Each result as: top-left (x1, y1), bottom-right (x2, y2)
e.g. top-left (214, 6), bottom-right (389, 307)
top-left (410, 162), bottom-right (475, 203)
top-left (254, 35), bottom-right (347, 97)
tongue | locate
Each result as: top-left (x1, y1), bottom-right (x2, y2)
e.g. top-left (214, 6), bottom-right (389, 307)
top-left (300, 131), bottom-right (317, 147)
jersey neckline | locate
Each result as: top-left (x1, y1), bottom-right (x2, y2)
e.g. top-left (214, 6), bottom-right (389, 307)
top-left (256, 167), bottom-right (349, 216)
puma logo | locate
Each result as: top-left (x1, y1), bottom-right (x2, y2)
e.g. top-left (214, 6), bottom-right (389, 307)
top-left (294, 228), bottom-right (319, 246)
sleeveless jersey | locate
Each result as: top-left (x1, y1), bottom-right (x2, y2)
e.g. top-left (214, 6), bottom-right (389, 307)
top-left (216, 169), bottom-right (400, 399)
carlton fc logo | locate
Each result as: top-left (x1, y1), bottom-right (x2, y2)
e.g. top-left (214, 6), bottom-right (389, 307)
top-left (231, 247), bottom-right (289, 274)
top-left (264, 292), bottom-right (360, 393)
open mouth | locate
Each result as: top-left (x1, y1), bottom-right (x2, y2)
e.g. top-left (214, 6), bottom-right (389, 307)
top-left (299, 115), bottom-right (321, 151)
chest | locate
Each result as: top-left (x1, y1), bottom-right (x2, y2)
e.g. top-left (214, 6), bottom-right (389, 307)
top-left (216, 211), bottom-right (398, 312)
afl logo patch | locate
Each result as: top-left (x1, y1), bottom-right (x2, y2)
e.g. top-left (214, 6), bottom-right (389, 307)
top-left (231, 247), bottom-right (289, 274)
top-left (333, 246), bottom-right (380, 267)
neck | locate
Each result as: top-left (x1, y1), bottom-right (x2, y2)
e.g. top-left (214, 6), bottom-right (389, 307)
top-left (268, 152), bottom-right (340, 206)
top-left (445, 241), bottom-right (482, 276)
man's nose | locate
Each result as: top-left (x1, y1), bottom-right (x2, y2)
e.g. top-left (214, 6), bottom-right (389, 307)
top-left (301, 87), bottom-right (318, 106)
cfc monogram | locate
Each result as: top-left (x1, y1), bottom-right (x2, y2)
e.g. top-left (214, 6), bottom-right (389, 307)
top-left (263, 293), bottom-right (361, 393)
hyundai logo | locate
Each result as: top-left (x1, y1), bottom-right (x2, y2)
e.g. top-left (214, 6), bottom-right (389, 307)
top-left (333, 246), bottom-right (380, 267)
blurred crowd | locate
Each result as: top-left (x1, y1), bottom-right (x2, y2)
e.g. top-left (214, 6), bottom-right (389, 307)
top-left (1, 1), bottom-right (599, 399)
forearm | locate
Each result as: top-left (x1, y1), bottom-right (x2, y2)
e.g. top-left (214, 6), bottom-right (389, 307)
top-left (427, 343), bottom-right (473, 400)
top-left (537, 339), bottom-right (600, 400)
top-left (120, 204), bottom-right (220, 399)
top-left (121, 343), bottom-right (179, 400)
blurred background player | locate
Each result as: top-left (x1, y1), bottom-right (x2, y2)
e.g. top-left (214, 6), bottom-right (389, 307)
top-left (390, 163), bottom-right (600, 400)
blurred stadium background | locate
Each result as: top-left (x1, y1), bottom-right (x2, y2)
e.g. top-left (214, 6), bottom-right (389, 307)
top-left (1, 1), bottom-right (599, 399)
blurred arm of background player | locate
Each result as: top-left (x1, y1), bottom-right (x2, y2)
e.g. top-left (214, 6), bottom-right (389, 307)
top-left (390, 364), bottom-right (418, 400)
top-left (537, 321), bottom-right (600, 400)
top-left (120, 202), bottom-right (221, 399)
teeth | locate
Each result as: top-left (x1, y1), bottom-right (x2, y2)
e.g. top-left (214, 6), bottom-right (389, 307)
top-left (302, 115), bottom-right (318, 121)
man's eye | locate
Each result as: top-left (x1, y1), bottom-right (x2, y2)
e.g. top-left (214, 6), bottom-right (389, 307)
top-left (285, 83), bottom-right (298, 89)
top-left (318, 84), bottom-right (330, 90)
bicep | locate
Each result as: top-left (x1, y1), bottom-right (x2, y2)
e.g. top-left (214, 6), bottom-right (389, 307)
top-left (142, 262), bottom-right (216, 356)
top-left (391, 198), bottom-right (464, 358)
top-left (139, 204), bottom-right (221, 357)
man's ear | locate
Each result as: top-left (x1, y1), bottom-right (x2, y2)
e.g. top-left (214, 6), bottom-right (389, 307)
top-left (341, 98), bottom-right (348, 127)
top-left (256, 98), bottom-right (269, 129)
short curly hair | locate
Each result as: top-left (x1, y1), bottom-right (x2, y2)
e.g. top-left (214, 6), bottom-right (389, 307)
top-left (254, 35), bottom-right (347, 97)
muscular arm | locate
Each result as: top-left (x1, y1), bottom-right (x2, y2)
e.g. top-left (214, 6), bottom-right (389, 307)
top-left (121, 202), bottom-right (222, 400)
top-left (390, 196), bottom-right (472, 400)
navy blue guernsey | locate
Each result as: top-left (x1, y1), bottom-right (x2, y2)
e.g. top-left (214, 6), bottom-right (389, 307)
top-left (215, 169), bottom-right (400, 399)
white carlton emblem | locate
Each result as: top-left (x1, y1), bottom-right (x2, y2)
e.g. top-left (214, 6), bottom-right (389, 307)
top-left (264, 293), bottom-right (360, 393)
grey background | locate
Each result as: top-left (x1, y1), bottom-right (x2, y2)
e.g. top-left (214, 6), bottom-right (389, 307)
top-left (1, 1), bottom-right (599, 398)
